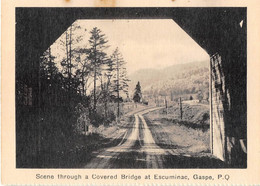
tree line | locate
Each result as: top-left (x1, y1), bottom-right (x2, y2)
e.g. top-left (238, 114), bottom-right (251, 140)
top-left (141, 66), bottom-right (209, 102)
top-left (39, 23), bottom-right (130, 127)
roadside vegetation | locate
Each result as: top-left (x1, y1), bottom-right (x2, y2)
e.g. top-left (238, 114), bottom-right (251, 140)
top-left (145, 103), bottom-right (210, 156)
top-left (16, 22), bottom-right (132, 167)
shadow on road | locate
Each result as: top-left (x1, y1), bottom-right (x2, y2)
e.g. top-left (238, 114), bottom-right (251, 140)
top-left (84, 146), bottom-right (226, 169)
top-left (162, 154), bottom-right (226, 168)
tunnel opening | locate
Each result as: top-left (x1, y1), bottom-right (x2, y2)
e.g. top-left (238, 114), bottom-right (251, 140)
top-left (16, 8), bottom-right (247, 168)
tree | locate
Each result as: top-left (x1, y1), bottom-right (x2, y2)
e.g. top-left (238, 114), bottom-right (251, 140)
top-left (99, 56), bottom-right (116, 118)
top-left (197, 90), bottom-right (203, 103)
top-left (120, 68), bottom-right (130, 97)
top-left (60, 23), bottom-right (82, 96)
top-left (88, 27), bottom-right (109, 113)
top-left (39, 47), bottom-right (60, 106)
top-left (74, 48), bottom-right (93, 96)
top-left (40, 47), bottom-right (58, 80)
top-left (133, 81), bottom-right (142, 103)
top-left (203, 90), bottom-right (209, 102)
top-left (110, 48), bottom-right (130, 117)
top-left (60, 27), bottom-right (73, 95)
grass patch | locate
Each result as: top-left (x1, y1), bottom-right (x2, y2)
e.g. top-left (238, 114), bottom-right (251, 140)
top-left (144, 107), bottom-right (210, 155)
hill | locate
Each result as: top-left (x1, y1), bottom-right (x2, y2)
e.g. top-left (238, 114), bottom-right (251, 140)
top-left (128, 60), bottom-right (209, 101)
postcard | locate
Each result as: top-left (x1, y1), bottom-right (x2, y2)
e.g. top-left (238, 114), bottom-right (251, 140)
top-left (2, 0), bottom-right (260, 185)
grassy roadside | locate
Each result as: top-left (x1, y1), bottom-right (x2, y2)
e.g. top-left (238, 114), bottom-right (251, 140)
top-left (144, 103), bottom-right (210, 156)
top-left (159, 103), bottom-right (210, 126)
top-left (144, 104), bottom-right (228, 168)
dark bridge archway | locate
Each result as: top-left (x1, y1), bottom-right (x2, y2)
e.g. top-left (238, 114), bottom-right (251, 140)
top-left (16, 7), bottom-right (247, 167)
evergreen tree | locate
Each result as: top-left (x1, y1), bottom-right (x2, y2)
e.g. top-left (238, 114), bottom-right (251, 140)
top-left (40, 47), bottom-right (58, 80)
top-left (60, 26), bottom-right (74, 94)
top-left (88, 27), bottom-right (109, 113)
top-left (39, 47), bottom-right (59, 106)
top-left (74, 48), bottom-right (92, 96)
top-left (59, 21), bottom-right (84, 96)
top-left (111, 48), bottom-right (130, 117)
top-left (101, 56), bottom-right (116, 117)
top-left (133, 81), bottom-right (142, 103)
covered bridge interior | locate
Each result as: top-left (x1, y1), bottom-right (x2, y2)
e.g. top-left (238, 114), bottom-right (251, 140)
top-left (16, 7), bottom-right (247, 167)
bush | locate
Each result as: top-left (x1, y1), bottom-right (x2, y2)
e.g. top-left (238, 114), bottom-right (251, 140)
top-left (201, 113), bottom-right (210, 123)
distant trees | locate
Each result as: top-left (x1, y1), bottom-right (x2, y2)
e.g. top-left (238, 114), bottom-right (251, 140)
top-left (133, 81), bottom-right (142, 103)
top-left (138, 64), bottom-right (209, 103)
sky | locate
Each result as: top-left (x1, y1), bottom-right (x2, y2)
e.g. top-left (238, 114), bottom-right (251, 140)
top-left (51, 19), bottom-right (209, 75)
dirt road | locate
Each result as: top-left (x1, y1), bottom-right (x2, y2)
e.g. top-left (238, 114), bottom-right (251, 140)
top-left (84, 107), bottom-right (167, 168)
top-left (84, 107), bottom-right (225, 168)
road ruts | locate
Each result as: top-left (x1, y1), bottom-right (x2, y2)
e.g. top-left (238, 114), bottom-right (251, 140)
top-left (84, 107), bottom-right (165, 168)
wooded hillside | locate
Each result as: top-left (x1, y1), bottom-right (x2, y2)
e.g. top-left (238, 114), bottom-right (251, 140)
top-left (129, 60), bottom-right (209, 101)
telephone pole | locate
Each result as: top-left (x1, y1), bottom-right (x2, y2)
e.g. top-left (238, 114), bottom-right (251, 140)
top-left (179, 97), bottom-right (183, 120)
